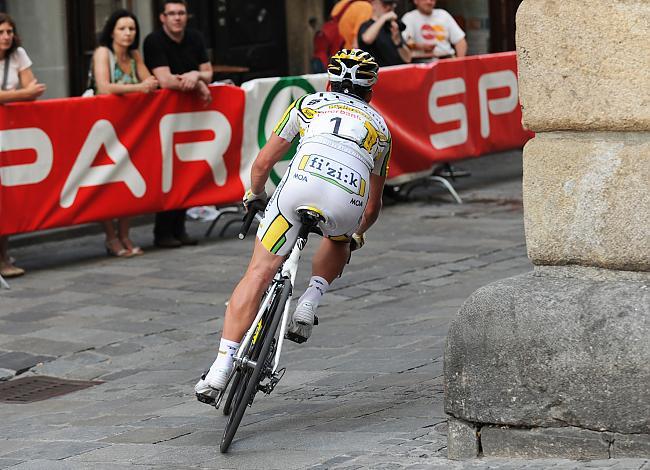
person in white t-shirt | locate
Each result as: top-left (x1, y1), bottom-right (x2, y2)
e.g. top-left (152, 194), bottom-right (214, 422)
top-left (0, 13), bottom-right (47, 279)
top-left (401, 0), bottom-right (467, 62)
top-left (0, 14), bottom-right (46, 103)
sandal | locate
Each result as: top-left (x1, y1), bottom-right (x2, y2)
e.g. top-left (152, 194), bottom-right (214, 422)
top-left (0, 262), bottom-right (25, 278)
top-left (120, 238), bottom-right (144, 256)
top-left (105, 238), bottom-right (130, 257)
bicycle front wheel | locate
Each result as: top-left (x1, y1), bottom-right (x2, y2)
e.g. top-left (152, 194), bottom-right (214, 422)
top-left (222, 368), bottom-right (242, 416)
top-left (222, 282), bottom-right (281, 417)
top-left (220, 279), bottom-right (291, 453)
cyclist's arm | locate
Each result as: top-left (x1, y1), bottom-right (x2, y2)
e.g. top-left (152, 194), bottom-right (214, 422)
top-left (356, 173), bottom-right (385, 234)
top-left (250, 134), bottom-right (293, 195)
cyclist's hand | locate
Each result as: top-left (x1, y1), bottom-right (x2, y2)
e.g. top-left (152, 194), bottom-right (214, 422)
top-left (243, 188), bottom-right (267, 210)
top-left (350, 232), bottom-right (365, 252)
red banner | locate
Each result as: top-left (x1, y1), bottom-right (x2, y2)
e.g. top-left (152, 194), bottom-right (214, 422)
top-left (0, 53), bottom-right (531, 236)
top-left (0, 86), bottom-right (245, 235)
top-left (373, 52), bottom-right (532, 183)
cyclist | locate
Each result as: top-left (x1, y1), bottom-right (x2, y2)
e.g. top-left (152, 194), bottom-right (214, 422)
top-left (195, 49), bottom-right (391, 399)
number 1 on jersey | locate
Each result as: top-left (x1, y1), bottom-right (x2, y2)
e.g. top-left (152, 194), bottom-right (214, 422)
top-left (330, 117), bottom-right (342, 135)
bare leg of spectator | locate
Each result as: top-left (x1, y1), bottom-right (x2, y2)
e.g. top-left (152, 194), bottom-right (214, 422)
top-left (0, 235), bottom-right (25, 278)
top-left (102, 220), bottom-right (129, 257)
top-left (118, 218), bottom-right (143, 256)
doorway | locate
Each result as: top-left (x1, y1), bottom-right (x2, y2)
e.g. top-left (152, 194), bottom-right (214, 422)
top-left (153, 0), bottom-right (289, 83)
top-left (489, 0), bottom-right (524, 52)
top-left (66, 0), bottom-right (96, 96)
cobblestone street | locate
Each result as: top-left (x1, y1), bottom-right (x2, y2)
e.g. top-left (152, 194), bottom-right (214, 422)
top-left (1, 152), bottom-right (648, 469)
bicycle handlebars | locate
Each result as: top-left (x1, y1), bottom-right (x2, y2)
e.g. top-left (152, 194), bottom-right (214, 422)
top-left (238, 200), bottom-right (267, 240)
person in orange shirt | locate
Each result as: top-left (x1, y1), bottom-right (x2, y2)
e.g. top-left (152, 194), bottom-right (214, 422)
top-left (331, 0), bottom-right (373, 49)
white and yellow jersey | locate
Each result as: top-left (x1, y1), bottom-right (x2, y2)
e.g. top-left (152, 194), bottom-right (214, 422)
top-left (273, 91), bottom-right (392, 177)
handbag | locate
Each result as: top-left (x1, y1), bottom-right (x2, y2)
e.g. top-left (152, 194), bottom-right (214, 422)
top-left (81, 52), bottom-right (116, 97)
top-left (81, 58), bottom-right (95, 97)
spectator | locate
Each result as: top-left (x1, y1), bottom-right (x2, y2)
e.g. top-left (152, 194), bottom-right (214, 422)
top-left (311, 1), bottom-right (372, 73)
top-left (358, 0), bottom-right (412, 67)
top-left (331, 0), bottom-right (372, 49)
top-left (92, 9), bottom-right (158, 257)
top-left (0, 13), bottom-right (46, 278)
top-left (401, 0), bottom-right (467, 62)
top-left (143, 0), bottom-right (212, 248)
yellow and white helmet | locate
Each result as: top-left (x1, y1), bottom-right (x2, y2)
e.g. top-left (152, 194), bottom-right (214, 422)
top-left (327, 49), bottom-right (379, 89)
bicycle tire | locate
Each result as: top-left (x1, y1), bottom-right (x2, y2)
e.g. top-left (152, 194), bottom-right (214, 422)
top-left (222, 368), bottom-right (241, 416)
top-left (222, 283), bottom-right (280, 417)
top-left (221, 328), bottom-right (264, 420)
top-left (220, 279), bottom-right (290, 453)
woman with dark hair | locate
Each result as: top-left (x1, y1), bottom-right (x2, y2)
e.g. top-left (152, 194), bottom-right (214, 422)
top-left (0, 13), bottom-right (47, 278)
top-left (93, 9), bottom-right (158, 96)
top-left (0, 13), bottom-right (46, 104)
top-left (92, 9), bottom-right (158, 257)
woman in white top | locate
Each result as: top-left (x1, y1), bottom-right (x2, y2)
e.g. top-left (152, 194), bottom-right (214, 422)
top-left (0, 13), bottom-right (47, 278)
top-left (92, 9), bottom-right (158, 258)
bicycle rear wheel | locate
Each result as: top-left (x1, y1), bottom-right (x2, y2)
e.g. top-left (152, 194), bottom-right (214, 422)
top-left (220, 279), bottom-right (291, 453)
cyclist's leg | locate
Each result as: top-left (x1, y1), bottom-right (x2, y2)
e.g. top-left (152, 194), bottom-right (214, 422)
top-left (198, 169), bottom-right (303, 393)
top-left (291, 238), bottom-right (349, 328)
top-left (312, 237), bottom-right (351, 283)
top-left (222, 239), bottom-right (284, 341)
top-left (289, 144), bottom-right (369, 331)
top-left (199, 240), bottom-right (283, 389)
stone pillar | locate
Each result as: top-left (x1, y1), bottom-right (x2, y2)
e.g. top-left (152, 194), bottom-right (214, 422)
top-left (444, 0), bottom-right (649, 460)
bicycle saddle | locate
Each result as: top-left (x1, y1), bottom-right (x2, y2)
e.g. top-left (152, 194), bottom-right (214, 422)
top-left (296, 205), bottom-right (326, 236)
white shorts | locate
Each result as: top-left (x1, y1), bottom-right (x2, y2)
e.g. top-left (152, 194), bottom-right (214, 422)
top-left (256, 141), bottom-right (370, 256)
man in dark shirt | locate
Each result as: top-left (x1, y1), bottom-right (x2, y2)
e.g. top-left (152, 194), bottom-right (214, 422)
top-left (358, 0), bottom-right (412, 66)
top-left (144, 0), bottom-right (213, 248)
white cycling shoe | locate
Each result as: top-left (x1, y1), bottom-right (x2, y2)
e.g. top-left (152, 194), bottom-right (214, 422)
top-left (194, 365), bottom-right (232, 404)
top-left (293, 301), bottom-right (316, 326)
top-left (286, 301), bottom-right (319, 344)
top-left (194, 377), bottom-right (218, 400)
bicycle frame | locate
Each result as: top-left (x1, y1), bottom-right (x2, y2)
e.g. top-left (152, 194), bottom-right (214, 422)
top-left (213, 228), bottom-right (309, 408)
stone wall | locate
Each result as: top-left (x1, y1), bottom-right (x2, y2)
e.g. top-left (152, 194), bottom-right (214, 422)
top-left (444, 0), bottom-right (650, 460)
top-left (7, 0), bottom-right (68, 99)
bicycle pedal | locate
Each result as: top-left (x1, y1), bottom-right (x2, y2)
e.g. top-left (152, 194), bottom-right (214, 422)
top-left (285, 330), bottom-right (308, 344)
top-left (285, 320), bottom-right (312, 344)
top-left (195, 392), bottom-right (216, 407)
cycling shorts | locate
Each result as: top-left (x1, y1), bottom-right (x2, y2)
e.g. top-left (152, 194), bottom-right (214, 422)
top-left (256, 141), bottom-right (370, 256)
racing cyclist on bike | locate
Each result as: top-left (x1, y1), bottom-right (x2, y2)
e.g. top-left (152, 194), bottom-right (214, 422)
top-left (195, 49), bottom-right (392, 399)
